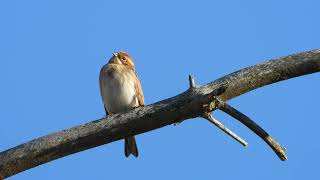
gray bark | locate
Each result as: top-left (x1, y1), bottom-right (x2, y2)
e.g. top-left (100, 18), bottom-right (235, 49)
top-left (0, 49), bottom-right (319, 179)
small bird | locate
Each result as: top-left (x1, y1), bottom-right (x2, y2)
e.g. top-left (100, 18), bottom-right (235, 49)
top-left (99, 51), bottom-right (144, 157)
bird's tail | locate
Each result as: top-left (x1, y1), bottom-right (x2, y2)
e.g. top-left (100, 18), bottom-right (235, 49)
top-left (124, 136), bottom-right (138, 157)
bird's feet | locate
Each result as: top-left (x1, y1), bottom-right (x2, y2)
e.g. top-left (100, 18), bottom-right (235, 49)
top-left (131, 105), bottom-right (144, 111)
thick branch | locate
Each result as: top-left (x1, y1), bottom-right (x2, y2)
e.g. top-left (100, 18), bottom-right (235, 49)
top-left (0, 49), bottom-right (319, 179)
top-left (208, 49), bottom-right (320, 101)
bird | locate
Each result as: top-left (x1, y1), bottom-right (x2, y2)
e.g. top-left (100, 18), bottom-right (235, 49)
top-left (99, 51), bottom-right (144, 157)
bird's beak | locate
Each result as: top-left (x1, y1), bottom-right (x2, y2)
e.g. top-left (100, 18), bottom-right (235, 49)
top-left (113, 52), bottom-right (118, 57)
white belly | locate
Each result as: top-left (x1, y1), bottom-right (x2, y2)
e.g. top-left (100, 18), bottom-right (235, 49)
top-left (101, 69), bottom-right (138, 114)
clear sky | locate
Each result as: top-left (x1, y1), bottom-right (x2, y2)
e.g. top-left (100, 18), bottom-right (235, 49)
top-left (0, 0), bottom-right (319, 179)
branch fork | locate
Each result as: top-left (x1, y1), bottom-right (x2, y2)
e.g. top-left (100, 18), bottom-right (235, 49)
top-left (188, 74), bottom-right (287, 161)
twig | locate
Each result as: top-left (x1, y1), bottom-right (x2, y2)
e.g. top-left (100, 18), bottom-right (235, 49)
top-left (202, 113), bottom-right (248, 147)
top-left (217, 100), bottom-right (287, 160)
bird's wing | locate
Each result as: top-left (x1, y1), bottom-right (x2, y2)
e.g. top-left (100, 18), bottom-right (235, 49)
top-left (133, 70), bottom-right (145, 106)
top-left (99, 65), bottom-right (109, 115)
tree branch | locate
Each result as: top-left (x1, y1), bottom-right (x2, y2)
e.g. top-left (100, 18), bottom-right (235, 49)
top-left (0, 49), bottom-right (319, 179)
top-left (217, 100), bottom-right (287, 160)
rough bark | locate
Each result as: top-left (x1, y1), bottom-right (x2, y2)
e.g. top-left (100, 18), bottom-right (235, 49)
top-left (0, 49), bottom-right (319, 179)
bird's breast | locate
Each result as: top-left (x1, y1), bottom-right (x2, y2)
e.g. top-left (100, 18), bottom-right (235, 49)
top-left (101, 66), bottom-right (138, 113)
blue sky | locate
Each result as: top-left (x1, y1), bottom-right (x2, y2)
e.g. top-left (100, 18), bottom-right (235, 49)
top-left (0, 0), bottom-right (319, 179)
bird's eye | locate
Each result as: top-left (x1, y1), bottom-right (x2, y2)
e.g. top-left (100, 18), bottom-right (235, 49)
top-left (122, 57), bottom-right (126, 60)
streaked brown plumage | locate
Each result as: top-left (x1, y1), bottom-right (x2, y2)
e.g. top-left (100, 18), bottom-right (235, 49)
top-left (99, 52), bottom-right (144, 157)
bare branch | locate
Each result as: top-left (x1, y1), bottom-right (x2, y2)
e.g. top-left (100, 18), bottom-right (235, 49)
top-left (0, 49), bottom-right (319, 178)
top-left (202, 113), bottom-right (248, 147)
top-left (218, 101), bottom-right (287, 160)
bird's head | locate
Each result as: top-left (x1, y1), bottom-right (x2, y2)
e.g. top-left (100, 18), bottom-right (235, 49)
top-left (108, 51), bottom-right (135, 69)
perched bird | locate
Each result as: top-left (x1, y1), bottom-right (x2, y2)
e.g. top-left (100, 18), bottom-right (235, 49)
top-left (99, 52), bottom-right (144, 157)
